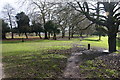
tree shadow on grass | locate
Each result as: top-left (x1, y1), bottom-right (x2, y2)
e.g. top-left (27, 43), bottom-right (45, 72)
top-left (2, 50), bottom-right (69, 78)
top-left (80, 50), bottom-right (108, 61)
top-left (2, 39), bottom-right (53, 44)
top-left (83, 39), bottom-right (100, 42)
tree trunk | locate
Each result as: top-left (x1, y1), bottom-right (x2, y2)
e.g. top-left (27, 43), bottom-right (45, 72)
top-left (98, 34), bottom-right (101, 40)
top-left (53, 32), bottom-right (57, 40)
top-left (80, 31), bottom-right (83, 37)
top-left (35, 32), bottom-right (38, 36)
top-left (25, 33), bottom-right (28, 39)
top-left (19, 33), bottom-right (21, 36)
top-left (2, 33), bottom-right (6, 39)
top-left (38, 32), bottom-right (42, 39)
top-left (11, 32), bottom-right (14, 39)
top-left (9, 13), bottom-right (14, 39)
top-left (48, 32), bottom-right (50, 39)
top-left (44, 31), bottom-right (48, 39)
top-left (86, 34), bottom-right (89, 37)
top-left (71, 27), bottom-right (74, 38)
top-left (68, 26), bottom-right (70, 40)
top-left (62, 30), bottom-right (65, 38)
top-left (71, 32), bottom-right (74, 38)
top-left (108, 33), bottom-right (117, 53)
top-left (42, 12), bottom-right (48, 39)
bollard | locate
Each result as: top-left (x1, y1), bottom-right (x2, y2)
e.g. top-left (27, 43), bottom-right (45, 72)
top-left (88, 44), bottom-right (90, 50)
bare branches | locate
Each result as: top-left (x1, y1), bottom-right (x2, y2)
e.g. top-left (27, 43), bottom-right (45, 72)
top-left (113, 7), bottom-right (120, 15)
top-left (90, 13), bottom-right (107, 19)
top-left (79, 22), bottom-right (94, 30)
top-left (32, 1), bottom-right (42, 12)
top-left (68, 1), bottom-right (108, 27)
top-left (87, 2), bottom-right (97, 9)
top-left (114, 13), bottom-right (120, 18)
top-left (72, 17), bottom-right (86, 26)
top-left (67, 2), bottom-right (81, 12)
top-left (77, 2), bottom-right (84, 12)
top-left (77, 2), bottom-right (107, 26)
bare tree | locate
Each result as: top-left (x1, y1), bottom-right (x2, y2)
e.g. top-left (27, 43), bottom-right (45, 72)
top-left (2, 4), bottom-right (16, 39)
top-left (54, 3), bottom-right (70, 38)
top-left (69, 1), bottom-right (120, 52)
top-left (54, 3), bottom-right (88, 39)
top-left (26, 0), bottom-right (57, 39)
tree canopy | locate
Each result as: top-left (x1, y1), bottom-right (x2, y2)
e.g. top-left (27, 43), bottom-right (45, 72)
top-left (15, 12), bottom-right (30, 38)
top-left (2, 19), bottom-right (10, 39)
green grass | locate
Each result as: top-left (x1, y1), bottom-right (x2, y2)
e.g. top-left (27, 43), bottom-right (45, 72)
top-left (3, 53), bottom-right (68, 78)
top-left (2, 39), bottom-right (76, 78)
top-left (2, 36), bottom-right (120, 78)
top-left (2, 40), bottom-right (73, 56)
top-left (80, 36), bottom-right (120, 50)
top-left (81, 36), bottom-right (108, 48)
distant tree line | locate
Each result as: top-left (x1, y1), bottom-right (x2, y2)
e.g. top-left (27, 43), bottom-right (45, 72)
top-left (2, 1), bottom-right (120, 52)
top-left (2, 3), bottom-right (96, 40)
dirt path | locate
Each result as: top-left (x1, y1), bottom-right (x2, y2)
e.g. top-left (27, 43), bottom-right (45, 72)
top-left (62, 44), bottom-right (85, 78)
top-left (0, 56), bottom-right (4, 79)
top-left (63, 52), bottom-right (83, 78)
top-left (0, 63), bottom-right (2, 80)
top-left (0, 62), bottom-right (4, 80)
top-left (63, 44), bottom-right (107, 78)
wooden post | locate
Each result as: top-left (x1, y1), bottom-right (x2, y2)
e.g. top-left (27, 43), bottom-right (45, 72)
top-left (88, 44), bottom-right (90, 50)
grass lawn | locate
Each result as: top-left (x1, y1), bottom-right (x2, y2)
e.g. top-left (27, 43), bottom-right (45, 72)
top-left (2, 39), bottom-right (75, 78)
top-left (2, 40), bottom-right (73, 56)
top-left (2, 36), bottom-right (120, 78)
top-left (80, 36), bottom-right (120, 50)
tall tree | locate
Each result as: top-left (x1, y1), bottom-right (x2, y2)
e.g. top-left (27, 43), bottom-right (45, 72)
top-left (70, 1), bottom-right (120, 52)
top-left (55, 3), bottom-right (87, 39)
top-left (54, 3), bottom-right (69, 38)
top-left (2, 19), bottom-right (10, 39)
top-left (2, 4), bottom-right (15, 39)
top-left (27, 0), bottom-right (56, 39)
top-left (31, 21), bottom-right (43, 39)
top-left (52, 23), bottom-right (60, 40)
top-left (44, 20), bottom-right (54, 39)
top-left (15, 12), bottom-right (30, 39)
top-left (45, 20), bottom-right (60, 40)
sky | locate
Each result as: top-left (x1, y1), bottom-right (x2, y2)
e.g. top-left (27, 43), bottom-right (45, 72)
top-left (0, 0), bottom-right (68, 19)
top-left (0, 0), bottom-right (27, 18)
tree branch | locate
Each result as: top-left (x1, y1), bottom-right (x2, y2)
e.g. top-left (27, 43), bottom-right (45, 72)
top-left (114, 13), bottom-right (120, 18)
top-left (32, 1), bottom-right (42, 11)
top-left (113, 7), bottom-right (120, 15)
top-left (79, 22), bottom-right (94, 30)
top-left (77, 2), bottom-right (84, 12)
top-left (72, 17), bottom-right (86, 26)
top-left (90, 13), bottom-right (107, 19)
top-left (79, 2), bottom-right (107, 26)
top-left (68, 2), bottom-right (81, 12)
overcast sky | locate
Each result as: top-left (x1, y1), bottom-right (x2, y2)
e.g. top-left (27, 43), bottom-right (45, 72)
top-left (0, 0), bottom-right (27, 18)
